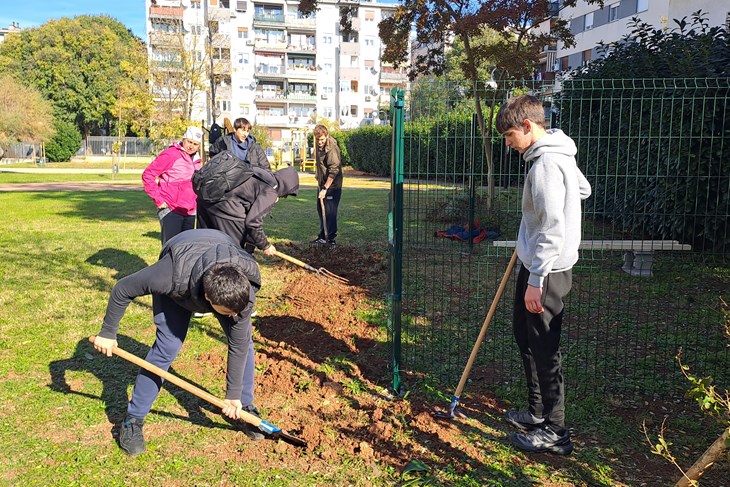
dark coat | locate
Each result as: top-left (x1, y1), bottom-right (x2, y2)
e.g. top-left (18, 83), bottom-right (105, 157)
top-left (210, 133), bottom-right (270, 171)
top-left (198, 167), bottom-right (299, 250)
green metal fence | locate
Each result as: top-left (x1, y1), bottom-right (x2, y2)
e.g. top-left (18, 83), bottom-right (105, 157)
top-left (387, 78), bottom-right (730, 398)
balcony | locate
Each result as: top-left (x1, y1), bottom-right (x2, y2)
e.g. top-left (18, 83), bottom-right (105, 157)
top-left (380, 68), bottom-right (408, 81)
top-left (286, 93), bottom-right (316, 103)
top-left (212, 59), bottom-right (231, 74)
top-left (149, 31), bottom-right (182, 48)
top-left (211, 32), bottom-right (230, 47)
top-left (287, 43), bottom-right (316, 53)
top-left (253, 13), bottom-right (285, 25)
top-left (149, 5), bottom-right (183, 20)
top-left (256, 114), bottom-right (290, 126)
top-left (340, 42), bottom-right (360, 56)
top-left (253, 40), bottom-right (288, 52)
top-left (286, 65), bottom-right (317, 79)
top-left (256, 64), bottom-right (286, 78)
top-left (285, 15), bottom-right (316, 30)
top-left (255, 90), bottom-right (287, 101)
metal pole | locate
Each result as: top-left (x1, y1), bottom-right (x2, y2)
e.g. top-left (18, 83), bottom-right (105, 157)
top-left (389, 87), bottom-right (405, 394)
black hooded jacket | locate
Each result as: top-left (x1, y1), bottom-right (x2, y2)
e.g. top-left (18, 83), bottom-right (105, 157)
top-left (209, 133), bottom-right (270, 171)
top-left (98, 229), bottom-right (261, 399)
top-left (197, 166), bottom-right (299, 250)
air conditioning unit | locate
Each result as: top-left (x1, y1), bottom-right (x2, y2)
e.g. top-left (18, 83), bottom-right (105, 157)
top-left (321, 94), bottom-right (328, 100)
top-left (365, 95), bottom-right (371, 101)
top-left (246, 40), bottom-right (255, 46)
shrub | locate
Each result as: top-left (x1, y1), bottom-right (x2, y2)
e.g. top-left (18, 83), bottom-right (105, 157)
top-left (45, 119), bottom-right (82, 162)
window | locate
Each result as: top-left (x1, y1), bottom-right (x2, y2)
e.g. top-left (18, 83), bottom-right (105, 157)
top-left (239, 104), bottom-right (249, 115)
top-left (364, 37), bottom-right (375, 47)
top-left (191, 24), bottom-right (203, 36)
top-left (636, 0), bottom-right (648, 13)
top-left (609, 3), bottom-right (620, 22)
top-left (238, 27), bottom-right (248, 39)
top-left (350, 56), bottom-right (358, 67)
top-left (217, 100), bottom-right (231, 112)
top-left (339, 80), bottom-right (350, 92)
top-left (364, 10), bottom-right (375, 21)
top-left (324, 62), bottom-right (333, 70)
top-left (323, 35), bottom-right (333, 44)
top-left (350, 105), bottom-right (358, 117)
top-left (322, 86), bottom-right (333, 93)
top-left (584, 12), bottom-right (593, 30)
top-left (191, 0), bottom-right (201, 9)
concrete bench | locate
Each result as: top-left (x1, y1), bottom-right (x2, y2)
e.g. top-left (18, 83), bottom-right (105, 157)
top-left (492, 240), bottom-right (692, 277)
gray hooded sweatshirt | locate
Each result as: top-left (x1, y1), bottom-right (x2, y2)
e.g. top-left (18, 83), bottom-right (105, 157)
top-left (518, 129), bottom-right (592, 288)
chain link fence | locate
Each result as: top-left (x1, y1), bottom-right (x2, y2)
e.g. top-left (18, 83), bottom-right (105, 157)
top-left (388, 78), bottom-right (729, 398)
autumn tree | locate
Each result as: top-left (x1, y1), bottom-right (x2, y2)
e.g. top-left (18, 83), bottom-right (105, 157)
top-left (0, 75), bottom-right (55, 159)
top-left (0, 15), bottom-right (151, 138)
top-left (148, 28), bottom-right (209, 142)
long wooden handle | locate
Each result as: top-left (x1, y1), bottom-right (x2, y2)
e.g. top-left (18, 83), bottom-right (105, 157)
top-left (453, 250), bottom-right (518, 398)
top-left (271, 250), bottom-right (318, 273)
top-left (88, 336), bottom-right (262, 428)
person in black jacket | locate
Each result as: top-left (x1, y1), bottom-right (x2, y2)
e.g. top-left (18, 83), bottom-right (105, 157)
top-left (92, 229), bottom-right (265, 456)
top-left (196, 166), bottom-right (299, 255)
top-left (209, 117), bottom-right (270, 171)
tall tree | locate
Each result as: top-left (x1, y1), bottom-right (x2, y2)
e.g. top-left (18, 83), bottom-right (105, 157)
top-left (0, 15), bottom-right (151, 137)
top-left (376, 0), bottom-right (595, 209)
top-left (0, 75), bottom-right (55, 158)
top-left (148, 31), bottom-right (209, 141)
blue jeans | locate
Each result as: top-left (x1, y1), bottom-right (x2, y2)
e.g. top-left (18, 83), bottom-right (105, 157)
top-left (127, 294), bottom-right (256, 418)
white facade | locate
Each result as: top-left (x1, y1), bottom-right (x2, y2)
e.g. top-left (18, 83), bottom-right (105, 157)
top-left (146, 0), bottom-right (408, 146)
top-left (536, 0), bottom-right (729, 79)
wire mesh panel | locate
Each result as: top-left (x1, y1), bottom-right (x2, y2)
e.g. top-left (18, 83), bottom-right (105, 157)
top-left (390, 78), bottom-right (730, 398)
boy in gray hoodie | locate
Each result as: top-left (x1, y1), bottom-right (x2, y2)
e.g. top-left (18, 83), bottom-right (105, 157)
top-left (496, 95), bottom-right (591, 455)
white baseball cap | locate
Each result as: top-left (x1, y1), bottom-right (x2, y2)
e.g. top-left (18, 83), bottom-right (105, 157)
top-left (183, 126), bottom-right (203, 143)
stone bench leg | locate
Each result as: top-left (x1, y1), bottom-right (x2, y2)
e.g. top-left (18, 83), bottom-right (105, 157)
top-left (622, 250), bottom-right (655, 277)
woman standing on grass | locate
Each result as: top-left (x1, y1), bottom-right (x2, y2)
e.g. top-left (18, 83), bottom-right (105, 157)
top-left (142, 126), bottom-right (203, 244)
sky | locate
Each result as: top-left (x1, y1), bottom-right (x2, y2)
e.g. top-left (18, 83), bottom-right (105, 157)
top-left (1, 1), bottom-right (147, 39)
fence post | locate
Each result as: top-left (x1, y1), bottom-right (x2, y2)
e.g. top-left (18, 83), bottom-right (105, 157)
top-left (388, 87), bottom-right (405, 394)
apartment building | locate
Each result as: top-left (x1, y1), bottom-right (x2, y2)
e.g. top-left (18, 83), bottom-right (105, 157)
top-left (146, 0), bottom-right (408, 149)
top-left (535, 0), bottom-right (729, 83)
top-left (0, 22), bottom-right (21, 44)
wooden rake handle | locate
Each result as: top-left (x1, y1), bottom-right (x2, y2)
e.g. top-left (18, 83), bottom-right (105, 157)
top-left (453, 249), bottom-right (518, 398)
top-left (87, 336), bottom-right (263, 428)
top-left (271, 250), bottom-right (319, 273)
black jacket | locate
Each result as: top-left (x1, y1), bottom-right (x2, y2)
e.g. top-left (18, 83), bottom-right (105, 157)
top-left (210, 133), bottom-right (270, 171)
top-left (198, 167), bottom-right (299, 250)
top-left (99, 229), bottom-right (260, 399)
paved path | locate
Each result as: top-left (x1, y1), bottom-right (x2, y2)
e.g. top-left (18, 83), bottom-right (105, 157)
top-left (0, 167), bottom-right (390, 191)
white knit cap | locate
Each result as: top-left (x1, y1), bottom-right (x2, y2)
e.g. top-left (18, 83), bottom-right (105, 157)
top-left (183, 126), bottom-right (203, 143)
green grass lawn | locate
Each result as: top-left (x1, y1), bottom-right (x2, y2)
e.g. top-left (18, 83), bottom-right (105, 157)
top-left (0, 179), bottom-right (726, 486)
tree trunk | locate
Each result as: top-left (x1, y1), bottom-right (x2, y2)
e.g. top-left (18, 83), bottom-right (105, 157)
top-left (675, 427), bottom-right (729, 487)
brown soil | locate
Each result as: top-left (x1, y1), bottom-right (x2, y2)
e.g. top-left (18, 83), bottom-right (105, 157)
top-left (182, 242), bottom-right (714, 486)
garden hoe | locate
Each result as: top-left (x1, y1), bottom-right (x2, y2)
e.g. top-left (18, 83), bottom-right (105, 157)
top-left (433, 249), bottom-right (518, 420)
top-left (271, 249), bottom-right (349, 284)
top-left (88, 336), bottom-right (307, 447)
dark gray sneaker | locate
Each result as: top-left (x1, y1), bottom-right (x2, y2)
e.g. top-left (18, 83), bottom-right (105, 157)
top-left (504, 410), bottom-right (545, 430)
top-left (508, 424), bottom-right (573, 455)
top-left (119, 417), bottom-right (146, 456)
top-left (224, 405), bottom-right (265, 441)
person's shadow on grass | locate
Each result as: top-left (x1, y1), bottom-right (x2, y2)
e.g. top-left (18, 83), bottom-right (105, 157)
top-left (48, 336), bottom-right (235, 449)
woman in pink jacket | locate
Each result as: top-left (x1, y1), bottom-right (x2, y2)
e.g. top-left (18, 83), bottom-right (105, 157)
top-left (143, 126), bottom-right (203, 244)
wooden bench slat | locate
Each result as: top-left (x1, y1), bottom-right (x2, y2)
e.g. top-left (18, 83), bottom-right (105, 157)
top-left (492, 240), bottom-right (691, 251)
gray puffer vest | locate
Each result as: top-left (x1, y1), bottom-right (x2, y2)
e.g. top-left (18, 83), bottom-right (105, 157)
top-left (161, 229), bottom-right (261, 312)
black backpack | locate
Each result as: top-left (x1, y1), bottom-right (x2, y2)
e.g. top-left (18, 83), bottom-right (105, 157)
top-left (209, 123), bottom-right (223, 145)
top-left (192, 150), bottom-right (254, 203)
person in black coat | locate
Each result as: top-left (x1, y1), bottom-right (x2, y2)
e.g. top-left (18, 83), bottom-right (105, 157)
top-left (92, 229), bottom-right (265, 455)
top-left (196, 166), bottom-right (299, 255)
top-left (209, 117), bottom-right (270, 171)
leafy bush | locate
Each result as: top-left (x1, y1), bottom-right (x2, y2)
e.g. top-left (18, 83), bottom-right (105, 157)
top-left (560, 12), bottom-right (730, 252)
top-left (45, 119), bottom-right (81, 162)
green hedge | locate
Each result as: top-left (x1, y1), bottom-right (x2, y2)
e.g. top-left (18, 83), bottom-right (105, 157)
top-left (45, 119), bottom-right (82, 162)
